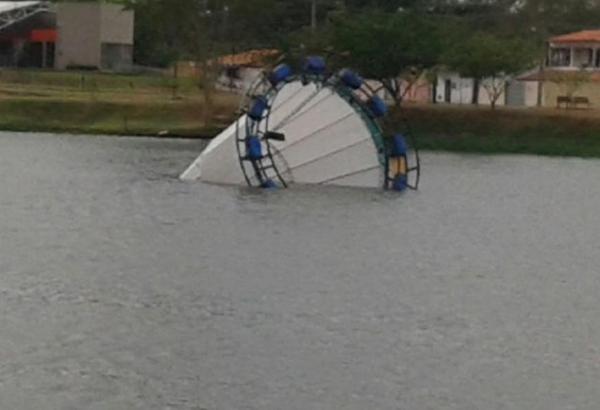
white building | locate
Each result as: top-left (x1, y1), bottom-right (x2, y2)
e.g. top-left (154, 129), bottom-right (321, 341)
top-left (436, 71), bottom-right (539, 108)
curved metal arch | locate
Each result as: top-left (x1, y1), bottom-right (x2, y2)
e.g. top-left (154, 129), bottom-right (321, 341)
top-left (393, 107), bottom-right (421, 190)
top-left (236, 58), bottom-right (421, 190)
top-left (0, 1), bottom-right (51, 31)
top-left (235, 74), bottom-right (286, 188)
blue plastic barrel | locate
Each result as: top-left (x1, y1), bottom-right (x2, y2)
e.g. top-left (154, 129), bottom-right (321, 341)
top-left (246, 136), bottom-right (263, 160)
top-left (269, 64), bottom-right (292, 86)
top-left (369, 95), bottom-right (388, 118)
top-left (304, 56), bottom-right (326, 75)
top-left (340, 69), bottom-right (363, 90)
top-left (261, 179), bottom-right (278, 189)
top-left (390, 134), bottom-right (408, 157)
top-left (248, 96), bottom-right (269, 120)
top-left (392, 174), bottom-right (408, 192)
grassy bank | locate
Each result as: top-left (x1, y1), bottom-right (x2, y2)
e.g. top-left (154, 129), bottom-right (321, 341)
top-left (0, 98), bottom-right (236, 137)
top-left (394, 104), bottom-right (600, 158)
top-left (2, 69), bottom-right (600, 158)
top-left (0, 69), bottom-right (238, 137)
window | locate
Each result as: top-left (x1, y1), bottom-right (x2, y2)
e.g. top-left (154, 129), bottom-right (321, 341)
top-left (574, 48), bottom-right (593, 67)
top-left (549, 48), bottom-right (571, 67)
top-left (101, 43), bottom-right (133, 71)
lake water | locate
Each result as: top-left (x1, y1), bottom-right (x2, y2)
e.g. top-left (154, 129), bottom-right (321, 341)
top-left (2, 132), bottom-right (600, 409)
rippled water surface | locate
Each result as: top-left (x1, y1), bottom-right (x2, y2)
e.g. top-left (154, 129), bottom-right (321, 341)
top-left (2, 132), bottom-right (600, 409)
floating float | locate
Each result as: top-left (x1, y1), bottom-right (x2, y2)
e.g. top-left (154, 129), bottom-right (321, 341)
top-left (180, 56), bottom-right (420, 191)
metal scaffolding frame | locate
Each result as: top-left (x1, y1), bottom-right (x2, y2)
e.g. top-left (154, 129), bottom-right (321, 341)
top-left (0, 1), bottom-right (51, 32)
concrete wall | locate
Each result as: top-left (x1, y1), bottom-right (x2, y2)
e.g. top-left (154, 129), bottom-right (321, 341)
top-left (477, 78), bottom-right (507, 107)
top-left (100, 5), bottom-right (134, 44)
top-left (436, 73), bottom-right (475, 104)
top-left (437, 72), bottom-right (511, 106)
top-left (524, 81), bottom-right (540, 107)
top-left (401, 77), bottom-right (432, 104)
top-left (506, 80), bottom-right (525, 106)
top-left (101, 43), bottom-right (133, 71)
top-left (542, 81), bottom-right (600, 107)
top-left (55, 3), bottom-right (101, 69)
top-left (55, 2), bottom-right (133, 70)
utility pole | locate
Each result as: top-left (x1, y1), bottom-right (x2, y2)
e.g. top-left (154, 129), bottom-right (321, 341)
top-left (311, 0), bottom-right (317, 33)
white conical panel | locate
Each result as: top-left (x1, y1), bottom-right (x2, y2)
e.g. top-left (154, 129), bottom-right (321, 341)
top-left (180, 116), bottom-right (245, 184)
top-left (180, 80), bottom-right (382, 188)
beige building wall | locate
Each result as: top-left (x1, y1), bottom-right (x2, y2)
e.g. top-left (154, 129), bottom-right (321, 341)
top-left (401, 75), bottom-right (432, 104)
top-left (55, 2), bottom-right (134, 70)
top-left (100, 5), bottom-right (134, 44)
top-left (542, 81), bottom-right (600, 108)
top-left (477, 81), bottom-right (507, 107)
top-left (524, 81), bottom-right (539, 107)
top-left (55, 3), bottom-right (101, 69)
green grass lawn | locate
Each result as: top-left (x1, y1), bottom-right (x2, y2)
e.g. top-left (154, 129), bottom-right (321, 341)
top-left (0, 68), bottom-right (200, 93)
top-left (391, 104), bottom-right (600, 158)
top-left (0, 69), bottom-right (238, 137)
top-left (0, 99), bottom-right (234, 137)
top-left (1, 69), bottom-right (600, 159)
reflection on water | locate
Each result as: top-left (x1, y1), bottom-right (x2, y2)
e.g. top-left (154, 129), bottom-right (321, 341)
top-left (2, 132), bottom-right (600, 409)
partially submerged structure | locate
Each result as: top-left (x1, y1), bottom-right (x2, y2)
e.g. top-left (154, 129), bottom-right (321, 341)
top-left (181, 57), bottom-right (420, 191)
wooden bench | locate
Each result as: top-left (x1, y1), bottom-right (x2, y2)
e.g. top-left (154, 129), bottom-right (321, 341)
top-left (557, 96), bottom-right (592, 109)
top-left (556, 96), bottom-right (572, 109)
top-left (573, 96), bottom-right (591, 109)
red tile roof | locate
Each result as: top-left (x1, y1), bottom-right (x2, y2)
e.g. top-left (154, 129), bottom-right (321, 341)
top-left (215, 49), bottom-right (281, 68)
top-left (550, 30), bottom-right (600, 44)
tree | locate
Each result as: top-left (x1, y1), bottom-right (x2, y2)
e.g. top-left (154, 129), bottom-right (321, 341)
top-left (443, 33), bottom-right (535, 108)
top-left (330, 10), bottom-right (447, 96)
top-left (514, 0), bottom-right (600, 40)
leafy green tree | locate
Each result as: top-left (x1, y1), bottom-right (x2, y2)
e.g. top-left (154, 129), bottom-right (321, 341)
top-left (331, 10), bottom-right (448, 96)
top-left (515, 0), bottom-right (600, 39)
top-left (443, 33), bottom-right (535, 108)
top-left (117, 0), bottom-right (316, 66)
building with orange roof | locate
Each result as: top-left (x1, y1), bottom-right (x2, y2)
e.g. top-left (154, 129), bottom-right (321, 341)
top-left (435, 29), bottom-right (600, 108)
top-left (171, 49), bottom-right (281, 94)
top-left (214, 49), bottom-right (281, 93)
top-left (550, 30), bottom-right (600, 44)
top-left (516, 30), bottom-right (600, 108)
top-left (547, 30), bottom-right (600, 69)
top-left (214, 49), bottom-right (280, 68)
